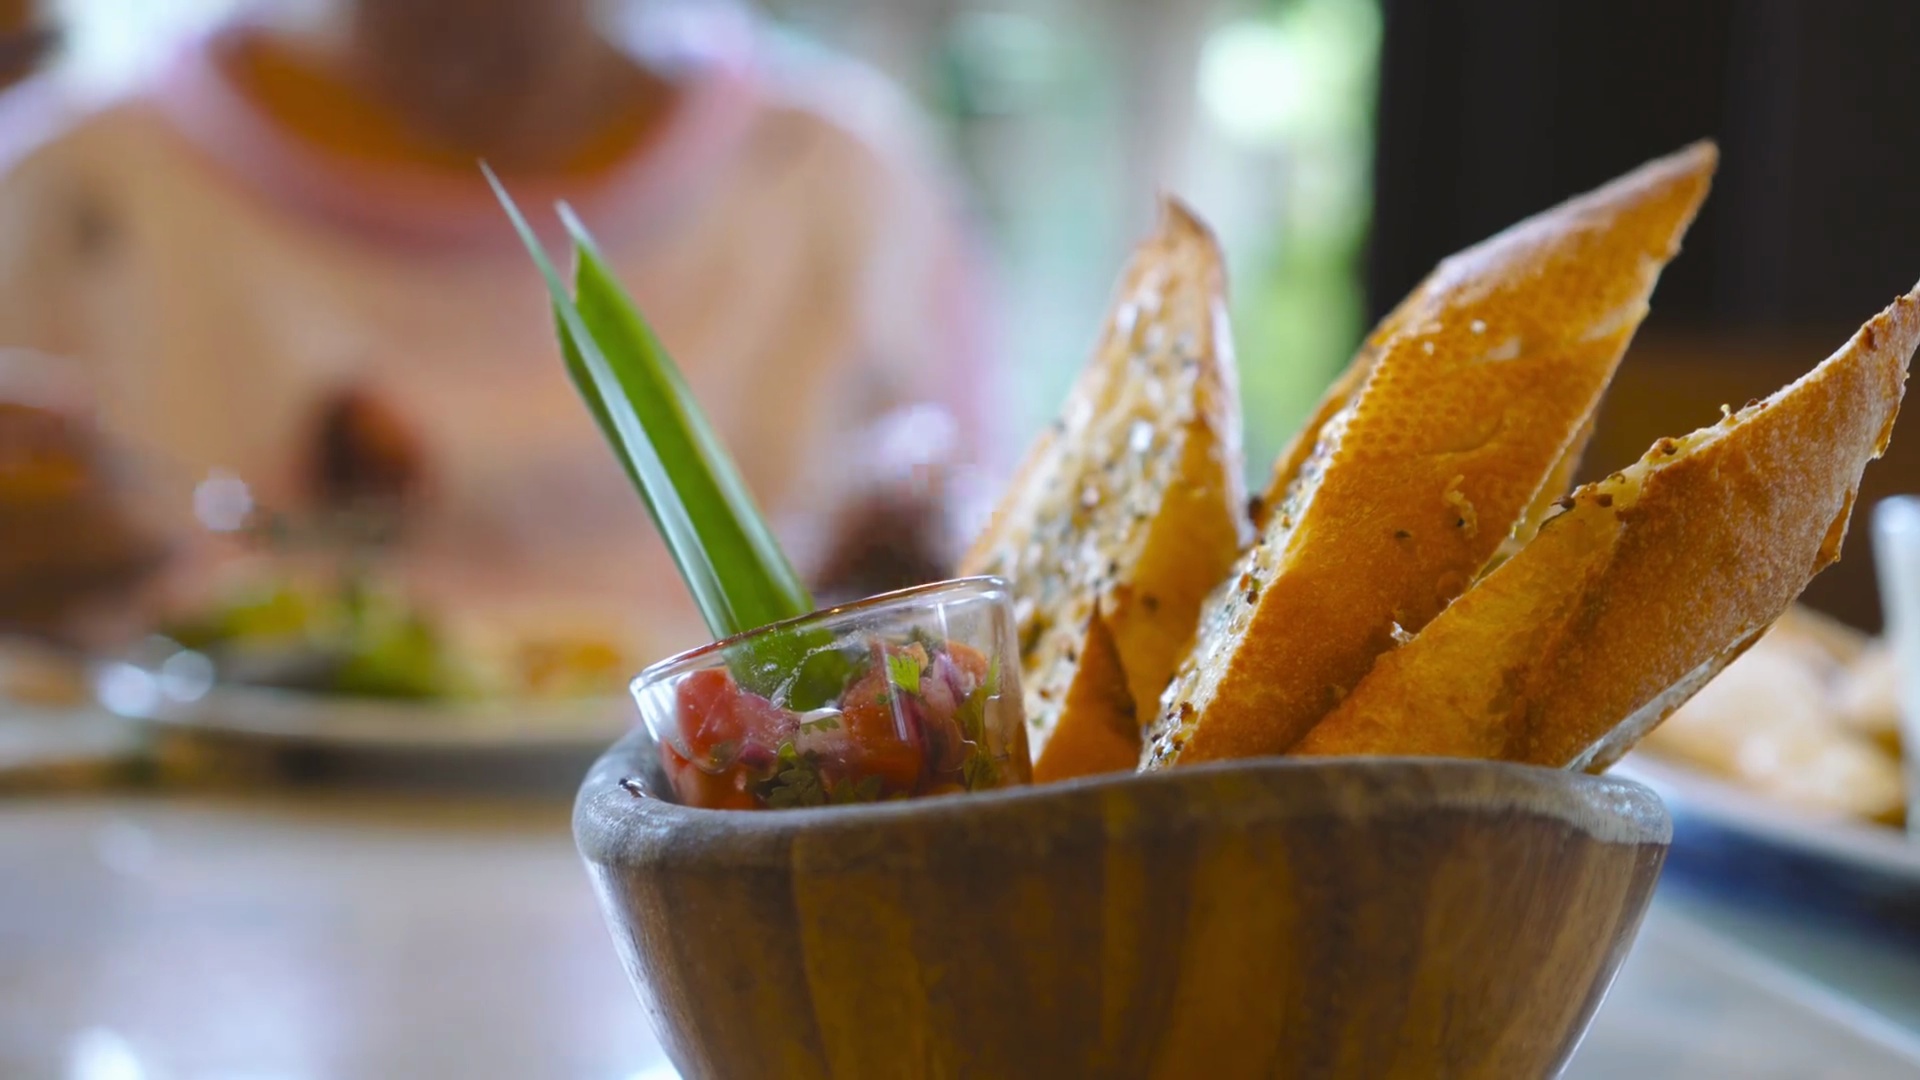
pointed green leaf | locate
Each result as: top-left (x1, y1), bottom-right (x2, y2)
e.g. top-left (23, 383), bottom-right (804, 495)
top-left (557, 203), bottom-right (812, 634)
top-left (484, 166), bottom-right (814, 641)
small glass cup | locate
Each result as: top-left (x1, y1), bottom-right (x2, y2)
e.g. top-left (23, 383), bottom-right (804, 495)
top-left (1872, 497), bottom-right (1920, 836)
top-left (629, 577), bottom-right (1032, 810)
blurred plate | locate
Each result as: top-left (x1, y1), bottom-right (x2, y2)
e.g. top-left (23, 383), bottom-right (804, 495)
top-left (79, 637), bottom-right (637, 755)
top-left (127, 680), bottom-right (634, 755)
top-left (1613, 755), bottom-right (1920, 943)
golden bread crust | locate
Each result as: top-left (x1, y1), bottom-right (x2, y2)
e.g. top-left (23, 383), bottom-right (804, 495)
top-left (1294, 285), bottom-right (1920, 767)
top-left (1255, 275), bottom-right (1431, 526)
top-left (961, 199), bottom-right (1246, 781)
top-left (1031, 607), bottom-right (1139, 782)
top-left (1147, 142), bottom-right (1717, 768)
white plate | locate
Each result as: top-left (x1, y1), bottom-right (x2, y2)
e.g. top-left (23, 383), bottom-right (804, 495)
top-left (1612, 754), bottom-right (1920, 938)
top-left (141, 683), bottom-right (635, 754)
top-left (1615, 755), bottom-right (1919, 877)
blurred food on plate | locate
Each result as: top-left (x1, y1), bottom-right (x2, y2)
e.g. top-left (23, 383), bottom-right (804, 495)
top-left (1835, 641), bottom-right (1903, 756)
top-left (158, 564), bottom-right (641, 704)
top-left (1637, 605), bottom-right (1906, 827)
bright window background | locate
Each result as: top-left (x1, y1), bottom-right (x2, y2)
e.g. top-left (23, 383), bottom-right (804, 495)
top-left (762, 0), bottom-right (1381, 474)
top-left (48, 0), bottom-right (1379, 478)
top-left (48, 0), bottom-right (244, 94)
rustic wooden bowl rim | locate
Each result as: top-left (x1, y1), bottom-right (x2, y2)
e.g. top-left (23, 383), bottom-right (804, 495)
top-left (576, 730), bottom-right (1672, 871)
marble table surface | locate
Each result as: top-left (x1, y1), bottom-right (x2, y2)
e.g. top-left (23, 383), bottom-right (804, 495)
top-left (2, 787), bottom-right (1918, 1080)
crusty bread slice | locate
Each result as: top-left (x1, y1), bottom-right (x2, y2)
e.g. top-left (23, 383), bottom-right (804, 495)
top-left (1293, 285), bottom-right (1919, 769)
top-left (1145, 142), bottom-right (1717, 768)
top-left (960, 199), bottom-right (1247, 782)
top-left (1253, 273), bottom-right (1427, 530)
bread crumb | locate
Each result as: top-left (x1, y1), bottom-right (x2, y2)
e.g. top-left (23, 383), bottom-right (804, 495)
top-left (1482, 337), bottom-right (1523, 362)
top-left (1443, 475), bottom-right (1478, 537)
top-left (1389, 621), bottom-right (1414, 645)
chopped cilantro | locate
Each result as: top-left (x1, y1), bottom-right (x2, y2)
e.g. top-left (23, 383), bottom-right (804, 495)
top-left (763, 741), bottom-right (827, 808)
top-left (760, 740), bottom-right (886, 808)
top-left (953, 673), bottom-right (1001, 791)
top-left (886, 650), bottom-right (924, 695)
top-left (954, 684), bottom-right (990, 743)
top-left (725, 627), bottom-right (869, 712)
top-left (829, 774), bottom-right (886, 805)
top-left (730, 626), bottom-right (833, 700)
top-left (963, 748), bottom-right (1000, 791)
top-left (786, 644), bottom-right (868, 712)
top-left (906, 626), bottom-right (945, 656)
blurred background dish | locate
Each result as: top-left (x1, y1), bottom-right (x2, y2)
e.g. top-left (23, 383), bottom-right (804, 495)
top-left (1614, 604), bottom-right (1917, 943)
top-left (134, 682), bottom-right (631, 753)
top-left (1630, 607), bottom-right (1905, 830)
top-left (1614, 753), bottom-right (1920, 945)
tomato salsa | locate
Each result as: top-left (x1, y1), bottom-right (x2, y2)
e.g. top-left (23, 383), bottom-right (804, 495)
top-left (657, 636), bottom-right (1026, 810)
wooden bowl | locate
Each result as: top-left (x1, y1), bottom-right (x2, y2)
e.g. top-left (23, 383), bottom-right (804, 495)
top-left (576, 731), bottom-right (1669, 1079)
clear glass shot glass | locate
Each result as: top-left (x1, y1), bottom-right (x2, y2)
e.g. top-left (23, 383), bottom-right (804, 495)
top-left (1871, 497), bottom-right (1920, 836)
top-left (629, 577), bottom-right (1032, 811)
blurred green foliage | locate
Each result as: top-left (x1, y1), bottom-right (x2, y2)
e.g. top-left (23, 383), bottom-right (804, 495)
top-left (1224, 0), bottom-right (1380, 472)
top-left (761, 0), bottom-right (1380, 480)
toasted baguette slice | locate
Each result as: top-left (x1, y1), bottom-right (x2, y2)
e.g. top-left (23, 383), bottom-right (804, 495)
top-left (960, 200), bottom-right (1247, 781)
top-left (1294, 285), bottom-right (1919, 769)
top-left (1253, 270), bottom-right (1428, 530)
top-left (1145, 142), bottom-right (1717, 768)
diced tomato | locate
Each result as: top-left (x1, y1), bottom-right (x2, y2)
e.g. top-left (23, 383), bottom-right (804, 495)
top-left (945, 641), bottom-right (991, 686)
top-left (660, 739), bottom-right (759, 810)
top-left (674, 668), bottom-right (795, 767)
top-left (838, 655), bottom-right (926, 791)
top-left (674, 669), bottom-right (739, 759)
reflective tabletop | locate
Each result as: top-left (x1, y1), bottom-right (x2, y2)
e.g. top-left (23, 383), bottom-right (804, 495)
top-left (1, 769), bottom-right (1916, 1078)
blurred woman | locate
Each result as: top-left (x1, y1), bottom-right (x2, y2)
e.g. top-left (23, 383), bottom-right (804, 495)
top-left (0, 0), bottom-right (998, 660)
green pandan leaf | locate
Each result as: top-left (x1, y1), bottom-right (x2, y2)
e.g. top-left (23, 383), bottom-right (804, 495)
top-left (485, 168), bottom-right (814, 643)
top-left (559, 204), bottom-right (813, 634)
